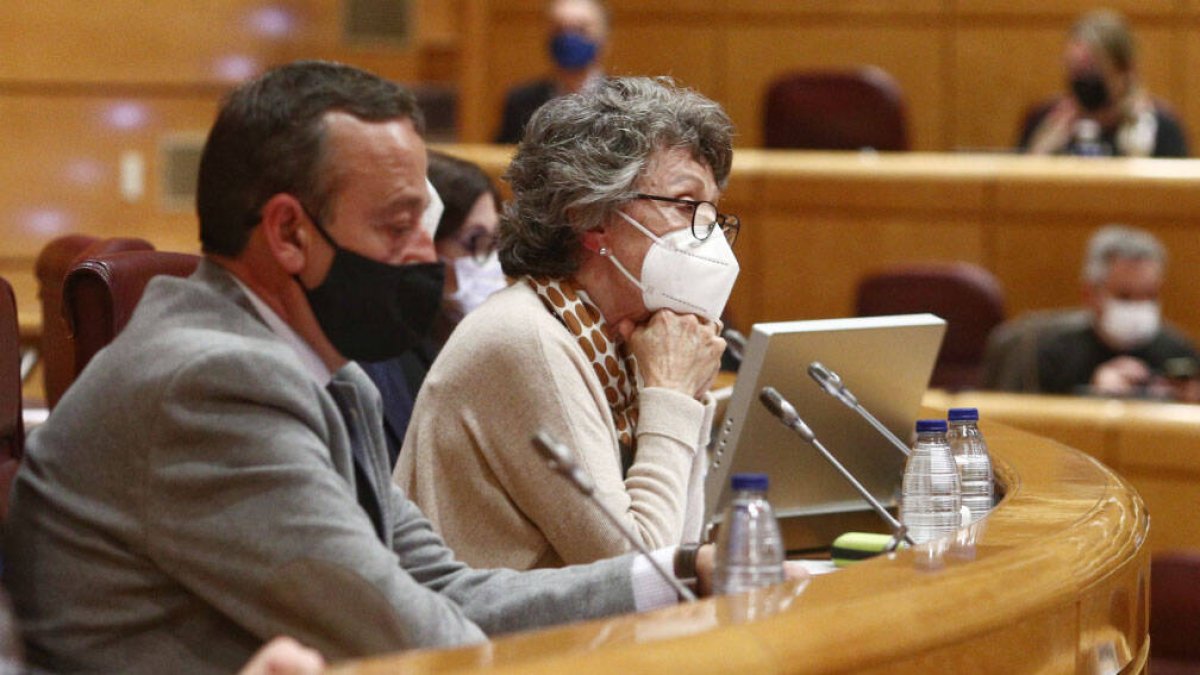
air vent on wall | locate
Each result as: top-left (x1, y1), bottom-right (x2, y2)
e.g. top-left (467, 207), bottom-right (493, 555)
top-left (159, 133), bottom-right (205, 213)
top-left (344, 0), bottom-right (412, 46)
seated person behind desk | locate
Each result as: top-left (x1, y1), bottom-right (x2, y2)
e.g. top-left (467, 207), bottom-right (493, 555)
top-left (1038, 224), bottom-right (1198, 398)
top-left (3, 61), bottom-right (721, 675)
top-left (495, 0), bottom-right (608, 144)
top-left (397, 76), bottom-right (737, 570)
top-left (1017, 9), bottom-right (1188, 158)
top-left (359, 150), bottom-right (506, 465)
top-left (427, 150), bottom-right (507, 333)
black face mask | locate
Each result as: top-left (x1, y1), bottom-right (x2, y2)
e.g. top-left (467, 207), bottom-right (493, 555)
top-left (1070, 73), bottom-right (1110, 112)
top-left (301, 216), bottom-right (445, 362)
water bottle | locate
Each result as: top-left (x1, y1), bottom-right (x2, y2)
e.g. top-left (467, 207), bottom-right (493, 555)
top-left (899, 419), bottom-right (961, 544)
top-left (1072, 119), bottom-right (1109, 157)
top-left (947, 407), bottom-right (994, 525)
top-left (714, 473), bottom-right (785, 594)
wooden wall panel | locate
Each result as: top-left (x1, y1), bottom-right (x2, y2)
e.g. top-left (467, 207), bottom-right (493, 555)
top-left (952, 0), bottom-right (1180, 16)
top-left (751, 213), bottom-right (984, 324)
top-left (607, 24), bottom-right (722, 97)
top-left (722, 24), bottom-right (946, 150)
top-left (460, 2), bottom-right (1200, 154)
top-left (1, 94), bottom-right (212, 327)
top-left (1180, 28), bottom-right (1200, 162)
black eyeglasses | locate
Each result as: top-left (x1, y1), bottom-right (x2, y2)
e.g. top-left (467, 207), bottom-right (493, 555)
top-left (458, 230), bottom-right (498, 263)
top-left (633, 193), bottom-right (740, 246)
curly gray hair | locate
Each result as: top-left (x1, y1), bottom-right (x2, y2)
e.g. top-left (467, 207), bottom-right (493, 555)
top-left (499, 76), bottom-right (734, 278)
top-left (1082, 223), bottom-right (1165, 285)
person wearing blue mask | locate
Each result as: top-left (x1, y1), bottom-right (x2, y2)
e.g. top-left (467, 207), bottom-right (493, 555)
top-left (495, 0), bottom-right (609, 144)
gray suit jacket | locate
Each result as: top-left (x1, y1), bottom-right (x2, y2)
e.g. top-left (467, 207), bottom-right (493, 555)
top-left (4, 261), bottom-right (635, 674)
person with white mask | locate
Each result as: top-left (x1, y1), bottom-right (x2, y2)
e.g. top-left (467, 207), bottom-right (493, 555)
top-left (1036, 224), bottom-right (1198, 398)
top-left (427, 150), bottom-right (508, 329)
top-left (397, 77), bottom-right (737, 572)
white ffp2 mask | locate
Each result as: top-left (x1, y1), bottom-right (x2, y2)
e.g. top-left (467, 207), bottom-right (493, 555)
top-left (421, 178), bottom-right (444, 238)
top-left (605, 210), bottom-right (739, 322)
top-left (451, 251), bottom-right (507, 315)
top-left (1100, 299), bottom-right (1160, 350)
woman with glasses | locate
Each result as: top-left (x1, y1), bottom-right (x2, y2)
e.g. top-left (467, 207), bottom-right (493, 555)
top-left (428, 150), bottom-right (507, 336)
top-left (396, 77), bottom-right (739, 571)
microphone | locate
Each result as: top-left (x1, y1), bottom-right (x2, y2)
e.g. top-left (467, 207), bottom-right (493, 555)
top-left (807, 361), bottom-right (910, 457)
top-left (758, 387), bottom-right (913, 549)
top-left (531, 432), bottom-right (697, 602)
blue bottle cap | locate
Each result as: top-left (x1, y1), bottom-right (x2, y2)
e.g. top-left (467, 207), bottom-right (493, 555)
top-left (915, 419), bottom-right (948, 433)
top-left (948, 407), bottom-right (979, 422)
top-left (731, 473), bottom-right (769, 491)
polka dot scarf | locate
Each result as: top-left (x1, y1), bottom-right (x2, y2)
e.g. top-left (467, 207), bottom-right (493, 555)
top-left (526, 276), bottom-right (640, 465)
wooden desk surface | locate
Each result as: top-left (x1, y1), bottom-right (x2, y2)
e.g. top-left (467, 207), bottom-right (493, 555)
top-left (329, 419), bottom-right (1149, 674)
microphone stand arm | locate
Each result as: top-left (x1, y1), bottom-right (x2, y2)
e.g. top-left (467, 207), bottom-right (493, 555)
top-left (849, 402), bottom-right (911, 458)
top-left (803, 431), bottom-right (913, 550)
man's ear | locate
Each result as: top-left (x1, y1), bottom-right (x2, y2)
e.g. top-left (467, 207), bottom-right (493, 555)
top-left (259, 194), bottom-right (311, 275)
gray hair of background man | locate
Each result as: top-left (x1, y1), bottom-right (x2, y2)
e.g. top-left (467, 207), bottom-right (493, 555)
top-left (499, 76), bottom-right (734, 278)
top-left (548, 0), bottom-right (611, 37)
top-left (1082, 224), bottom-right (1166, 285)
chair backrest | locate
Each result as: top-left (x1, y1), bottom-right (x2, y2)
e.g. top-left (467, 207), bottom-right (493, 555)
top-left (35, 235), bottom-right (154, 407)
top-left (764, 67), bottom-right (909, 151)
top-left (1151, 552), bottom-right (1200, 665)
top-left (854, 262), bottom-right (1005, 390)
top-left (980, 309), bottom-right (1091, 393)
top-left (63, 250), bottom-right (200, 379)
top-left (0, 276), bottom-right (23, 463)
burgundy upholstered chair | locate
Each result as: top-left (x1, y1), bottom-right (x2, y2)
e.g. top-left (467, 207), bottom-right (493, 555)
top-left (763, 67), bottom-right (909, 151)
top-left (35, 235), bottom-right (154, 407)
top-left (1150, 551), bottom-right (1200, 674)
top-left (854, 262), bottom-right (1006, 391)
top-left (63, 250), bottom-right (200, 380)
top-left (0, 276), bottom-right (23, 464)
top-left (0, 276), bottom-right (24, 520)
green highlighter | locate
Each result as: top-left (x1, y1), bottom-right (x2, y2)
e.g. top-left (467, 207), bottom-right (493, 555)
top-left (831, 532), bottom-right (898, 567)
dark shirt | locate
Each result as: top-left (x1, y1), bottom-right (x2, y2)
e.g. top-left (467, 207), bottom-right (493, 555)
top-left (495, 79), bottom-right (558, 144)
top-left (1036, 323), bottom-right (1198, 395)
top-left (358, 339), bottom-right (438, 468)
top-left (1017, 98), bottom-right (1190, 158)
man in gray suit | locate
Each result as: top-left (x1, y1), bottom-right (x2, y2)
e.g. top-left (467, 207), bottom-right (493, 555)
top-left (3, 61), bottom-right (717, 674)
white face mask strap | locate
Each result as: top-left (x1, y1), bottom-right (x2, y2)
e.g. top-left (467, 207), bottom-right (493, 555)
top-left (602, 244), bottom-right (646, 290)
top-left (616, 210), bottom-right (664, 245)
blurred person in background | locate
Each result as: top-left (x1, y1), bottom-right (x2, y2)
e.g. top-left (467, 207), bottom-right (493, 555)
top-left (1017, 9), bottom-right (1188, 158)
top-left (1037, 224), bottom-right (1198, 399)
top-left (428, 150), bottom-right (506, 332)
top-left (495, 0), bottom-right (609, 144)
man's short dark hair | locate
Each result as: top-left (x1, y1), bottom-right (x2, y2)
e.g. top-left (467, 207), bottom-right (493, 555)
top-left (197, 60), bottom-right (424, 256)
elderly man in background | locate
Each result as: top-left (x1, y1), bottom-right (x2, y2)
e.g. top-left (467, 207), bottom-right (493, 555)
top-left (3, 61), bottom-right (722, 675)
top-left (495, 0), bottom-right (609, 144)
top-left (1037, 224), bottom-right (1198, 398)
